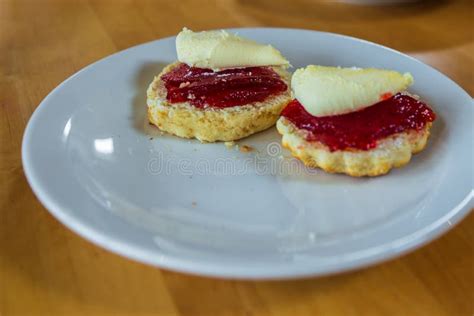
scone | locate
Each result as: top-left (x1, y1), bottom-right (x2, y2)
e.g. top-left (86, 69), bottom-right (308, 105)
top-left (276, 65), bottom-right (436, 177)
top-left (147, 28), bottom-right (292, 142)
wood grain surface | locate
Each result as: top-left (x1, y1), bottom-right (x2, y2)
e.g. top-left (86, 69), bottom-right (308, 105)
top-left (1, 0), bottom-right (473, 315)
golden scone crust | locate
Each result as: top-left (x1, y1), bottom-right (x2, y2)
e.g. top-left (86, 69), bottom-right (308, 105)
top-left (147, 62), bottom-right (291, 142)
top-left (276, 117), bottom-right (432, 177)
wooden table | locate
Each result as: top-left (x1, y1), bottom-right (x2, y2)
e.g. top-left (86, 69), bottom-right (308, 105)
top-left (1, 0), bottom-right (472, 315)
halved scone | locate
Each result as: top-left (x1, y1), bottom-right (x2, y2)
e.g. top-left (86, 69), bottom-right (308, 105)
top-left (147, 28), bottom-right (292, 142)
top-left (277, 65), bottom-right (436, 177)
top-left (147, 62), bottom-right (291, 142)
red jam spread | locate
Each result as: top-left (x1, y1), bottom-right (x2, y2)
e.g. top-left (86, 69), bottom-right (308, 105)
top-left (281, 93), bottom-right (436, 151)
top-left (161, 63), bottom-right (287, 108)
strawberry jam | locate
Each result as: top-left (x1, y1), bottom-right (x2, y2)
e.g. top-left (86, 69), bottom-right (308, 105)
top-left (161, 63), bottom-right (287, 108)
top-left (281, 93), bottom-right (436, 151)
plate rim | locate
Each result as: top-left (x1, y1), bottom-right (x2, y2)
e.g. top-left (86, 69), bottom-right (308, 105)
top-left (21, 27), bottom-right (474, 279)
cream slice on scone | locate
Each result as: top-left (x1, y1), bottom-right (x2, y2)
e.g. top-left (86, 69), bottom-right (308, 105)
top-left (147, 28), bottom-right (292, 142)
top-left (277, 65), bottom-right (436, 176)
top-left (292, 65), bottom-right (413, 117)
top-left (176, 28), bottom-right (290, 71)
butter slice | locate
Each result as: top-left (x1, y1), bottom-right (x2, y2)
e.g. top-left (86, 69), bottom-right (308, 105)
top-left (292, 65), bottom-right (414, 117)
top-left (176, 28), bottom-right (289, 70)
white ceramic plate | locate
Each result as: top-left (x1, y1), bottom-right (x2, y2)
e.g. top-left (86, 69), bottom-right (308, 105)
top-left (22, 28), bottom-right (473, 279)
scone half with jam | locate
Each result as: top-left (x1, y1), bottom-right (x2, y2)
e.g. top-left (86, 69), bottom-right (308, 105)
top-left (147, 28), bottom-right (292, 142)
top-left (277, 65), bottom-right (436, 177)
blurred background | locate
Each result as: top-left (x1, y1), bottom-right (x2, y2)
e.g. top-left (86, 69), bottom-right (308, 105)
top-left (2, 0), bottom-right (472, 92)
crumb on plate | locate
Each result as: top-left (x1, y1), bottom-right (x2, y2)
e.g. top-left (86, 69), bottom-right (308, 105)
top-left (224, 141), bottom-right (236, 149)
top-left (239, 145), bottom-right (254, 153)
